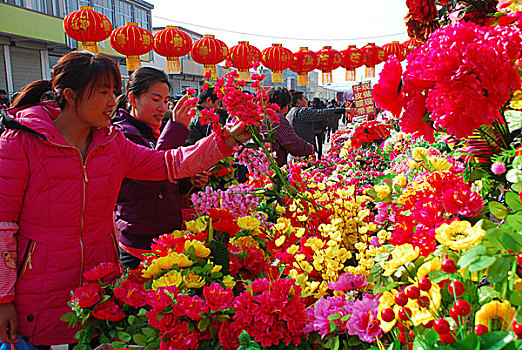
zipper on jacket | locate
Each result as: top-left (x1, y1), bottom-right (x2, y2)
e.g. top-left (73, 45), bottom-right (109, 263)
top-left (18, 239), bottom-right (36, 278)
top-left (46, 133), bottom-right (117, 287)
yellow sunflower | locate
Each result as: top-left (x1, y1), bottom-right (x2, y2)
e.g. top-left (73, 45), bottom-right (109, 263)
top-left (435, 220), bottom-right (486, 251)
top-left (475, 300), bottom-right (516, 331)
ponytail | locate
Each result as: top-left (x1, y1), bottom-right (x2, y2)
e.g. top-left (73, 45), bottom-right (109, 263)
top-left (113, 93), bottom-right (128, 116)
top-left (10, 80), bottom-right (52, 108)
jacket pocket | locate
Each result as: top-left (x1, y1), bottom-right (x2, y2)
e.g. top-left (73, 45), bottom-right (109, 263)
top-left (18, 239), bottom-right (36, 279)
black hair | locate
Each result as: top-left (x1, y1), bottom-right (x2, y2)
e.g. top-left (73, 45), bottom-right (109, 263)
top-left (114, 67), bottom-right (171, 113)
top-left (291, 91), bottom-right (304, 107)
top-left (10, 80), bottom-right (52, 108)
top-left (198, 87), bottom-right (219, 105)
top-left (268, 86), bottom-right (291, 109)
top-left (0, 89), bottom-right (6, 95)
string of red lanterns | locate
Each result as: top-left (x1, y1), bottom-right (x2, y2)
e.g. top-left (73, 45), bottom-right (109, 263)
top-left (63, 7), bottom-right (420, 84)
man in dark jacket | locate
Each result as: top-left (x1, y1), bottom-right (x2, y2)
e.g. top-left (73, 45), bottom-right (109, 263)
top-left (186, 87), bottom-right (227, 145)
top-left (286, 92), bottom-right (345, 157)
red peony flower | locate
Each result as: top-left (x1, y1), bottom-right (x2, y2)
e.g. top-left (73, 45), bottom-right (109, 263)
top-left (114, 279), bottom-right (147, 307)
top-left (83, 262), bottom-right (117, 281)
top-left (203, 282), bottom-right (234, 312)
top-left (209, 208), bottom-right (240, 234)
top-left (160, 321), bottom-right (199, 350)
top-left (218, 320), bottom-right (241, 350)
top-left (176, 295), bottom-right (208, 321)
top-left (91, 299), bottom-right (125, 322)
top-left (71, 282), bottom-right (101, 308)
top-left (147, 286), bottom-right (177, 309)
top-left (372, 56), bottom-right (403, 117)
top-left (443, 183), bottom-right (484, 216)
top-left (146, 308), bottom-right (176, 333)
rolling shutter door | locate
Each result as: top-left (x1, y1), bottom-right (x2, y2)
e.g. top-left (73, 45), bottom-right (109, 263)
top-left (0, 48), bottom-right (6, 92)
top-left (11, 47), bottom-right (42, 92)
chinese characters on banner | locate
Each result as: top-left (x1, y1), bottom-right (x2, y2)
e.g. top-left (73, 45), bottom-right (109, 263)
top-left (352, 81), bottom-right (375, 119)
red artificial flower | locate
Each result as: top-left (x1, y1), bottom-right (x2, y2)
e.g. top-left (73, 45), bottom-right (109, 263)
top-left (83, 262), bottom-right (117, 281)
top-left (176, 295), bottom-right (209, 321)
top-left (218, 320), bottom-right (241, 350)
top-left (146, 308), bottom-right (177, 333)
top-left (210, 209), bottom-right (240, 234)
top-left (160, 321), bottom-right (199, 350)
top-left (71, 282), bottom-right (101, 308)
top-left (126, 268), bottom-right (151, 284)
top-left (373, 56), bottom-right (403, 117)
top-left (443, 183), bottom-right (484, 216)
top-left (114, 279), bottom-right (147, 307)
top-left (91, 299), bottom-right (125, 322)
top-left (203, 282), bottom-right (234, 312)
top-left (147, 286), bottom-right (177, 309)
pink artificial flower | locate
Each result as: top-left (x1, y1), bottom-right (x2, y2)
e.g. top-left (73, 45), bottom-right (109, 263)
top-left (491, 161), bottom-right (507, 174)
top-left (372, 56), bottom-right (403, 117)
top-left (186, 87), bottom-right (196, 95)
top-left (344, 294), bottom-right (382, 343)
top-left (327, 272), bottom-right (368, 291)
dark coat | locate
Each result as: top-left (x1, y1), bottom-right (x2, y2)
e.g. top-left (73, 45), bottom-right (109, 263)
top-left (286, 106), bottom-right (345, 145)
top-left (112, 109), bottom-right (191, 249)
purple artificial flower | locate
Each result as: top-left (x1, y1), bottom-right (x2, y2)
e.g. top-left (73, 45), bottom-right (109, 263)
top-left (328, 272), bottom-right (368, 292)
top-left (491, 161), bottom-right (507, 175)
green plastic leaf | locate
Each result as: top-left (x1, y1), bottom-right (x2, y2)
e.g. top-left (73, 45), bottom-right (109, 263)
top-left (489, 201), bottom-right (510, 219)
top-left (239, 330), bottom-right (251, 346)
top-left (514, 156), bottom-right (522, 170)
top-left (479, 331), bottom-right (516, 350)
top-left (116, 331), bottom-right (131, 343)
top-left (60, 312), bottom-right (76, 324)
top-left (506, 213), bottom-right (522, 230)
top-left (141, 326), bottom-right (157, 338)
top-left (469, 256), bottom-right (496, 272)
top-left (506, 192), bottom-right (522, 211)
top-left (133, 333), bottom-right (148, 346)
top-left (112, 341), bottom-right (127, 349)
top-left (479, 286), bottom-right (501, 304)
top-left (458, 245), bottom-right (488, 269)
top-left (487, 257), bottom-right (511, 283)
top-left (128, 314), bottom-right (137, 326)
top-left (512, 182), bottom-right (522, 193)
top-left (511, 290), bottom-right (522, 306)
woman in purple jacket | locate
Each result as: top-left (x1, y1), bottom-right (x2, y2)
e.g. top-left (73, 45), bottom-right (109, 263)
top-left (111, 67), bottom-right (208, 270)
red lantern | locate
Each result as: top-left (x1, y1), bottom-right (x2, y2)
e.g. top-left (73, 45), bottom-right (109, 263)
top-left (316, 46), bottom-right (342, 84)
top-left (63, 6), bottom-right (112, 54)
top-left (191, 35), bottom-right (228, 80)
top-left (290, 47), bottom-right (317, 86)
top-left (403, 38), bottom-right (423, 54)
top-left (110, 22), bottom-right (153, 72)
top-left (227, 41), bottom-right (261, 82)
top-left (382, 41), bottom-right (407, 62)
top-left (153, 26), bottom-right (192, 73)
top-left (261, 44), bottom-right (293, 83)
top-left (341, 45), bottom-right (364, 81)
top-left (361, 43), bottom-right (386, 78)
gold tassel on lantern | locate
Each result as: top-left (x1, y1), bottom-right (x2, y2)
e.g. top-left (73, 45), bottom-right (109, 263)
top-left (204, 64), bottom-right (217, 80)
top-left (345, 69), bottom-right (356, 81)
top-left (271, 70), bottom-right (284, 83)
top-left (126, 55), bottom-right (142, 72)
top-left (322, 71), bottom-right (333, 84)
top-left (166, 57), bottom-right (182, 73)
top-left (81, 41), bottom-right (99, 55)
top-left (238, 69), bottom-right (251, 82)
top-left (297, 73), bottom-right (308, 86)
top-left (365, 66), bottom-right (375, 78)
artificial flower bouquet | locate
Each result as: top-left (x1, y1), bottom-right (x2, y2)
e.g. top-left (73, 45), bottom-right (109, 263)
top-left (349, 120), bottom-right (392, 149)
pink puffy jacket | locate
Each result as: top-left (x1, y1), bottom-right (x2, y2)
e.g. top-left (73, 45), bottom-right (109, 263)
top-left (0, 102), bottom-right (232, 345)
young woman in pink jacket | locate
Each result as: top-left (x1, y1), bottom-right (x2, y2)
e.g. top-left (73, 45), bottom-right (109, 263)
top-left (0, 51), bottom-right (251, 347)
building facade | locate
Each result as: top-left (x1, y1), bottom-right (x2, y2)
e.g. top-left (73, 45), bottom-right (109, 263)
top-left (0, 0), bottom-right (153, 98)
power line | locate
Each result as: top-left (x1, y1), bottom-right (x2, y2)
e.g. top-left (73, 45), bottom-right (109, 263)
top-left (152, 15), bottom-right (407, 41)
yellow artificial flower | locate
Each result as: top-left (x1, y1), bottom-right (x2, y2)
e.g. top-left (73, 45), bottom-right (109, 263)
top-left (407, 282), bottom-right (441, 327)
top-left (232, 236), bottom-right (259, 250)
top-left (435, 221), bottom-right (486, 251)
top-left (408, 159), bottom-right (420, 170)
top-left (223, 275), bottom-right (236, 289)
top-left (374, 184), bottom-right (391, 200)
top-left (378, 290), bottom-right (398, 332)
top-left (382, 244), bottom-right (420, 276)
top-left (475, 300), bottom-right (516, 331)
top-left (185, 240), bottom-right (211, 258)
top-left (287, 245), bottom-right (299, 255)
top-left (275, 235), bottom-right (286, 247)
top-left (171, 252), bottom-right (194, 268)
top-left (185, 218), bottom-right (207, 233)
top-left (276, 204), bottom-right (286, 214)
top-left (412, 147), bottom-right (429, 161)
top-left (142, 263), bottom-right (161, 279)
top-left (211, 264), bottom-right (222, 273)
top-left (428, 156), bottom-right (452, 171)
top-left (152, 270), bottom-right (183, 290)
top-left (169, 230), bottom-right (186, 238)
top-left (274, 217), bottom-right (292, 233)
top-left (183, 271), bottom-right (206, 289)
top-left (393, 174), bottom-right (407, 188)
top-left (237, 216), bottom-right (260, 230)
top-left (510, 90), bottom-right (522, 110)
top-left (417, 257), bottom-right (441, 279)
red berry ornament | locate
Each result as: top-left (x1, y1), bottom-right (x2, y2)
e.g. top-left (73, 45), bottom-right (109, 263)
top-left (422, 320), bottom-right (434, 328)
top-left (408, 330), bottom-right (415, 340)
top-left (381, 308), bottom-right (395, 322)
top-left (399, 307), bottom-right (412, 322)
top-left (398, 332), bottom-right (408, 344)
top-left (441, 258), bottom-right (457, 273)
top-left (433, 318), bottom-right (450, 334)
top-left (450, 305), bottom-right (461, 324)
top-left (517, 252), bottom-right (522, 266)
top-left (475, 324), bottom-right (488, 336)
top-left (514, 322), bottom-right (522, 339)
top-left (406, 286), bottom-right (420, 299)
top-left (418, 277), bottom-right (432, 291)
top-left (448, 281), bottom-right (465, 297)
top-left (454, 299), bottom-right (471, 316)
top-left (395, 292), bottom-right (408, 306)
top-left (397, 322), bottom-right (407, 332)
top-left (417, 295), bottom-right (430, 308)
top-left (439, 331), bottom-right (456, 344)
